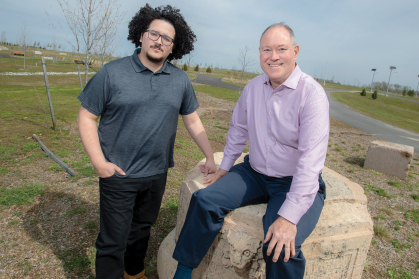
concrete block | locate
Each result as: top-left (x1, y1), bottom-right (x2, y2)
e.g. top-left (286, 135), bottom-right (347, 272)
top-left (364, 140), bottom-right (414, 179)
top-left (159, 153), bottom-right (373, 279)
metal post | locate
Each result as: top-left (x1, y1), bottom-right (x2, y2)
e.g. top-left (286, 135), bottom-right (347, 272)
top-left (370, 69), bottom-right (376, 92)
top-left (385, 66), bottom-right (396, 97)
top-left (323, 62), bottom-right (328, 86)
top-left (41, 57), bottom-right (56, 129)
top-left (416, 75), bottom-right (419, 98)
top-left (77, 64), bottom-right (83, 91)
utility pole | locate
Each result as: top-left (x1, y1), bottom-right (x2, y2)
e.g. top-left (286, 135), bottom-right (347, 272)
top-left (385, 66), bottom-right (396, 97)
top-left (370, 69), bottom-right (376, 92)
top-left (323, 62), bottom-right (328, 86)
top-left (416, 75), bottom-right (419, 98)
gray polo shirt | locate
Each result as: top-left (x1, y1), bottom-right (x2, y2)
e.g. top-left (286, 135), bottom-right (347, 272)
top-left (78, 49), bottom-right (199, 178)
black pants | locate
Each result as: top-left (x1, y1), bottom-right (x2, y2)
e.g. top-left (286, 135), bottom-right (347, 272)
top-left (95, 173), bottom-right (167, 279)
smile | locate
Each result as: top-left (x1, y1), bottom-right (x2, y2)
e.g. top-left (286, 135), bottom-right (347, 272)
top-left (269, 64), bottom-right (282, 67)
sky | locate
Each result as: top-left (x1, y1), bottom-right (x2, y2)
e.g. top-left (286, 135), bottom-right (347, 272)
top-left (1, 0), bottom-right (419, 89)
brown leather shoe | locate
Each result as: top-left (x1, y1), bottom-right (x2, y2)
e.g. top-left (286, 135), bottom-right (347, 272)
top-left (123, 269), bottom-right (147, 279)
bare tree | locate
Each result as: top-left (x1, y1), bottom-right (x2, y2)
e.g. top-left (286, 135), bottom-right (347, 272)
top-left (52, 36), bottom-right (58, 63)
top-left (237, 46), bottom-right (255, 94)
top-left (186, 51), bottom-right (196, 74)
top-left (1, 31), bottom-right (6, 44)
top-left (47, 0), bottom-right (126, 85)
top-left (92, 9), bottom-right (124, 66)
top-left (17, 23), bottom-right (31, 70)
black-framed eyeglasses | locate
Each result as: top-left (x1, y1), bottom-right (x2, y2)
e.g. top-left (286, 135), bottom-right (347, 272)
top-left (146, 30), bottom-right (174, 46)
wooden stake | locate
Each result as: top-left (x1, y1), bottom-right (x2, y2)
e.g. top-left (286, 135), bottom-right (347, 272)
top-left (32, 134), bottom-right (75, 176)
top-left (77, 64), bottom-right (83, 91)
top-left (41, 57), bottom-right (56, 129)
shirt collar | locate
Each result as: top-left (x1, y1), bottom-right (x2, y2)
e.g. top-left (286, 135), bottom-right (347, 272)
top-left (130, 48), bottom-right (171, 74)
top-left (263, 63), bottom-right (302, 90)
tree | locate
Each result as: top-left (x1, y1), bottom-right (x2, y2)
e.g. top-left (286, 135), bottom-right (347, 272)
top-left (194, 64), bottom-right (199, 72)
top-left (183, 63), bottom-right (188, 71)
top-left (47, 0), bottom-right (126, 85)
top-left (92, 5), bottom-right (125, 66)
top-left (1, 31), bottom-right (6, 44)
top-left (185, 51), bottom-right (196, 74)
top-left (206, 66), bottom-right (212, 73)
top-left (237, 46), bottom-right (255, 94)
top-left (360, 89), bottom-right (366, 96)
top-left (17, 23), bottom-right (31, 69)
top-left (372, 90), bottom-right (378, 100)
top-left (52, 36), bottom-right (58, 63)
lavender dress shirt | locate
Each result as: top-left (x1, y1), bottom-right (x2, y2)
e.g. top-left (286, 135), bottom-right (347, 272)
top-left (219, 64), bottom-right (329, 225)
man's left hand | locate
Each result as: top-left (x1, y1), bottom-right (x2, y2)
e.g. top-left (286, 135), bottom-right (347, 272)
top-left (199, 159), bottom-right (216, 177)
top-left (264, 216), bottom-right (297, 263)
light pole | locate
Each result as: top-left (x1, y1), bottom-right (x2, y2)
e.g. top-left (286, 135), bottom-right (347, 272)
top-left (385, 66), bottom-right (396, 97)
top-left (416, 75), bottom-right (419, 98)
top-left (370, 69), bottom-right (376, 92)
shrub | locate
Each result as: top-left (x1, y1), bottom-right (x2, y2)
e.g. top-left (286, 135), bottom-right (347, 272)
top-left (182, 64), bottom-right (188, 71)
top-left (402, 89), bottom-right (407, 96)
top-left (206, 66), bottom-right (212, 73)
top-left (194, 64), bottom-right (199, 72)
top-left (407, 89), bottom-right (415, 97)
top-left (372, 90), bottom-right (378, 100)
top-left (360, 89), bottom-right (366, 96)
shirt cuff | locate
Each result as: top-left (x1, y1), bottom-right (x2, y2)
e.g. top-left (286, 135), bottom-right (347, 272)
top-left (277, 199), bottom-right (307, 225)
top-left (219, 156), bottom-right (236, 172)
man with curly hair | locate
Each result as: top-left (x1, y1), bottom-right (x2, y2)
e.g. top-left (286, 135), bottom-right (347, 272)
top-left (77, 4), bottom-right (215, 279)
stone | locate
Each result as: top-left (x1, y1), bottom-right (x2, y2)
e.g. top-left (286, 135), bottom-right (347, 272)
top-left (364, 140), bottom-right (414, 179)
top-left (158, 153), bottom-right (373, 279)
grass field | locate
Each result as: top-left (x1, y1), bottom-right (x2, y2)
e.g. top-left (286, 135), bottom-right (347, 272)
top-left (331, 91), bottom-right (419, 133)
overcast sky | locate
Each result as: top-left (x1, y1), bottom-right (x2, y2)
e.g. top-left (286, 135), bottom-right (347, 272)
top-left (1, 0), bottom-right (418, 89)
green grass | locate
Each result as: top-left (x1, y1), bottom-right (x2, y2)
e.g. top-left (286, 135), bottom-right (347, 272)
top-left (331, 91), bottom-right (419, 133)
top-left (411, 194), bottom-right (419, 201)
top-left (66, 205), bottom-right (86, 217)
top-left (387, 267), bottom-right (412, 278)
top-left (387, 180), bottom-right (402, 188)
top-left (57, 250), bottom-right (91, 273)
top-left (84, 221), bottom-right (99, 234)
top-left (193, 85), bottom-right (240, 103)
top-left (373, 223), bottom-right (389, 238)
top-left (0, 182), bottom-right (46, 207)
top-left (365, 185), bottom-right (392, 198)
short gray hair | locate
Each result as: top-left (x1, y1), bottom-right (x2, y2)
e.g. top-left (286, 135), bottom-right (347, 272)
top-left (260, 22), bottom-right (297, 47)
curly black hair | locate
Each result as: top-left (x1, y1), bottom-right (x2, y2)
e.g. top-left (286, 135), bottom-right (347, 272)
top-left (127, 4), bottom-right (196, 61)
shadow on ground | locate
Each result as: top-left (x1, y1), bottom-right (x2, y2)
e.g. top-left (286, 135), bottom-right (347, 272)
top-left (22, 191), bottom-right (99, 278)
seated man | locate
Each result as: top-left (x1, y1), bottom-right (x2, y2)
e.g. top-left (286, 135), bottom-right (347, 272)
top-left (172, 22), bottom-right (329, 279)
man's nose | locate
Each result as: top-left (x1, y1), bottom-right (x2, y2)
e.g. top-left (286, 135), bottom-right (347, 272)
top-left (270, 50), bottom-right (280, 60)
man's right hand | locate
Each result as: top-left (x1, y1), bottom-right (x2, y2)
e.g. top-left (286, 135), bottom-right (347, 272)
top-left (96, 162), bottom-right (125, 178)
top-left (202, 168), bottom-right (228, 185)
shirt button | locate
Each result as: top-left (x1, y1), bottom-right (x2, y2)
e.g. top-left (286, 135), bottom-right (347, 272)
top-left (268, 130), bottom-right (271, 133)
top-left (268, 166), bottom-right (271, 169)
top-left (268, 147), bottom-right (270, 150)
top-left (269, 111), bottom-right (272, 115)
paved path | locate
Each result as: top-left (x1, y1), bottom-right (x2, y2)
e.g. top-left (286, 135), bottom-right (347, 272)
top-left (327, 90), bottom-right (419, 151)
top-left (193, 74), bottom-right (242, 91)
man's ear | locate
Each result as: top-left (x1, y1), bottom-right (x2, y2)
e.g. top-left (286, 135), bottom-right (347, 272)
top-left (294, 45), bottom-right (300, 60)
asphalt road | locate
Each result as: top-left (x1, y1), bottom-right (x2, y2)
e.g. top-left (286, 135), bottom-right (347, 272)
top-left (327, 90), bottom-right (419, 151)
top-left (193, 74), bottom-right (242, 91)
